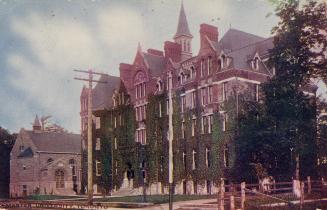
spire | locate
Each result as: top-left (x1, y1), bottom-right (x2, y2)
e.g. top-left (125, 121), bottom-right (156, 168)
top-left (174, 1), bottom-right (192, 39)
top-left (33, 115), bottom-right (41, 131)
top-left (137, 42), bottom-right (142, 53)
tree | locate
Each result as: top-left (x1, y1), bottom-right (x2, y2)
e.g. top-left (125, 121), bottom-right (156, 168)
top-left (232, 0), bottom-right (325, 182)
top-left (0, 127), bottom-right (16, 198)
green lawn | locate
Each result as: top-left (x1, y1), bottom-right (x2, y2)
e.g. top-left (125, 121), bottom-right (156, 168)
top-left (25, 194), bottom-right (84, 200)
top-left (94, 194), bottom-right (217, 204)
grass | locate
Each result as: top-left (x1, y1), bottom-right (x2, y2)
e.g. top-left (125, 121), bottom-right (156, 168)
top-left (25, 194), bottom-right (83, 200)
top-left (24, 194), bottom-right (216, 204)
top-left (94, 194), bottom-right (217, 204)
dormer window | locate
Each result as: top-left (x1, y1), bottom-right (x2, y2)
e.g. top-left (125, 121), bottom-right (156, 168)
top-left (221, 54), bottom-right (226, 69)
top-left (190, 66), bottom-right (196, 78)
top-left (180, 72), bottom-right (185, 84)
top-left (252, 57), bottom-right (260, 71)
top-left (156, 80), bottom-right (163, 91)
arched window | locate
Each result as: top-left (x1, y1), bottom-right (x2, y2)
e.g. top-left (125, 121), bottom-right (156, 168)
top-left (47, 158), bottom-right (54, 164)
top-left (69, 159), bottom-right (75, 165)
top-left (55, 170), bottom-right (65, 188)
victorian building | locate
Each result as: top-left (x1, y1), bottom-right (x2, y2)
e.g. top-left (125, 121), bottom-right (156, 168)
top-left (10, 116), bottom-right (81, 197)
top-left (80, 2), bottom-right (293, 195)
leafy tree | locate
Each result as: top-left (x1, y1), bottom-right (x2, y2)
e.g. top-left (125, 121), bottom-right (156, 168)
top-left (0, 127), bottom-right (16, 198)
top-left (232, 0), bottom-right (325, 182)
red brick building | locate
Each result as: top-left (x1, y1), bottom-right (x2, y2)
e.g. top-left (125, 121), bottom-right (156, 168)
top-left (80, 2), bottom-right (277, 195)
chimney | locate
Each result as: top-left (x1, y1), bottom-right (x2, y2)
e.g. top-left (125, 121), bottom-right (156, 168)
top-left (164, 41), bottom-right (182, 62)
top-left (147, 49), bottom-right (164, 57)
top-left (200, 24), bottom-right (218, 47)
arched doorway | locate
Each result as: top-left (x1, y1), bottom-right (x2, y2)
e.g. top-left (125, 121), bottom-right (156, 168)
top-left (55, 170), bottom-right (65, 188)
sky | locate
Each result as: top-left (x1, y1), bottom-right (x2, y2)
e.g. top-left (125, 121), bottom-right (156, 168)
top-left (0, 0), bottom-right (326, 134)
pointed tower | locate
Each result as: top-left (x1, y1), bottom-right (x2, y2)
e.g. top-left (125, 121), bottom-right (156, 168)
top-left (174, 1), bottom-right (193, 61)
top-left (33, 115), bottom-right (41, 131)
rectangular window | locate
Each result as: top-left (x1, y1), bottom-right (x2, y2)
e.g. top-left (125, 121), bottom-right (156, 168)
top-left (207, 57), bottom-right (212, 75)
top-left (181, 96), bottom-right (186, 113)
top-left (201, 88), bottom-right (206, 105)
top-left (191, 117), bottom-right (196, 137)
top-left (200, 60), bottom-right (204, 77)
top-left (159, 102), bottom-right (162, 117)
top-left (255, 84), bottom-right (259, 102)
top-left (224, 146), bottom-right (229, 167)
top-left (191, 91), bottom-right (196, 108)
top-left (208, 115), bottom-right (213, 134)
top-left (143, 83), bottom-right (146, 97)
top-left (192, 150), bottom-right (197, 170)
top-left (203, 116), bottom-right (208, 133)
top-left (223, 113), bottom-right (228, 131)
top-left (95, 117), bottom-right (101, 129)
top-left (183, 152), bottom-right (186, 169)
top-left (208, 86), bottom-right (213, 103)
top-left (95, 138), bottom-right (101, 150)
top-left (96, 161), bottom-right (101, 176)
top-left (206, 148), bottom-right (211, 167)
top-left (223, 82), bottom-right (227, 101)
top-left (114, 137), bottom-right (117, 150)
top-left (114, 117), bottom-right (117, 128)
top-left (181, 119), bottom-right (185, 139)
top-left (166, 99), bottom-right (169, 115)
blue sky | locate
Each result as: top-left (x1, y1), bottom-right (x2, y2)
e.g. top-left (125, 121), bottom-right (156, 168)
top-left (0, 0), bottom-right (325, 133)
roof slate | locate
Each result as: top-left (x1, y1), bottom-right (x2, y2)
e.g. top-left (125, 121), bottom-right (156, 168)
top-left (218, 28), bottom-right (266, 51)
top-left (174, 2), bottom-right (192, 38)
top-left (26, 131), bottom-right (81, 154)
top-left (143, 53), bottom-right (167, 77)
top-left (92, 74), bottom-right (120, 110)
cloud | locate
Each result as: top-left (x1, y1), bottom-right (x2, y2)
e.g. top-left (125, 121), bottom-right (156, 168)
top-left (5, 4), bottom-right (148, 133)
top-left (97, 6), bottom-right (146, 48)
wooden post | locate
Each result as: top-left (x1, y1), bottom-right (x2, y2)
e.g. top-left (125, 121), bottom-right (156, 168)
top-left (230, 195), bottom-right (235, 210)
top-left (300, 181), bottom-right (304, 208)
top-left (307, 176), bottom-right (311, 194)
top-left (241, 182), bottom-right (246, 210)
top-left (219, 179), bottom-right (225, 210)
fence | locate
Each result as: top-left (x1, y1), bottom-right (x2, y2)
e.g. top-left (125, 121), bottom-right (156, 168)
top-left (216, 177), bottom-right (326, 210)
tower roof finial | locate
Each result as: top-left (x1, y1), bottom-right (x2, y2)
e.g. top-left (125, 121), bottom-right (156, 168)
top-left (137, 42), bottom-right (142, 53)
top-left (174, 0), bottom-right (192, 39)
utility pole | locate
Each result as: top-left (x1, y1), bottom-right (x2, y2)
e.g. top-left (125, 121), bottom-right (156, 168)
top-left (168, 70), bottom-right (174, 210)
top-left (74, 69), bottom-right (107, 205)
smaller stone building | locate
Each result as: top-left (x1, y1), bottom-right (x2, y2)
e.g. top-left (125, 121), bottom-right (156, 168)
top-left (10, 116), bottom-right (81, 197)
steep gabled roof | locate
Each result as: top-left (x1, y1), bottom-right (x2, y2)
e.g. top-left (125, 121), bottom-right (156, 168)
top-left (218, 28), bottom-right (266, 52)
top-left (143, 53), bottom-right (167, 77)
top-left (174, 1), bottom-right (192, 39)
top-left (25, 131), bottom-right (81, 154)
top-left (92, 74), bottom-right (120, 110)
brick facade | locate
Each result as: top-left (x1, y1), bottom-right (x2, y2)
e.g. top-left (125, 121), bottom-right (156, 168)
top-left (81, 2), bottom-right (275, 195)
top-left (10, 121), bottom-right (81, 198)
